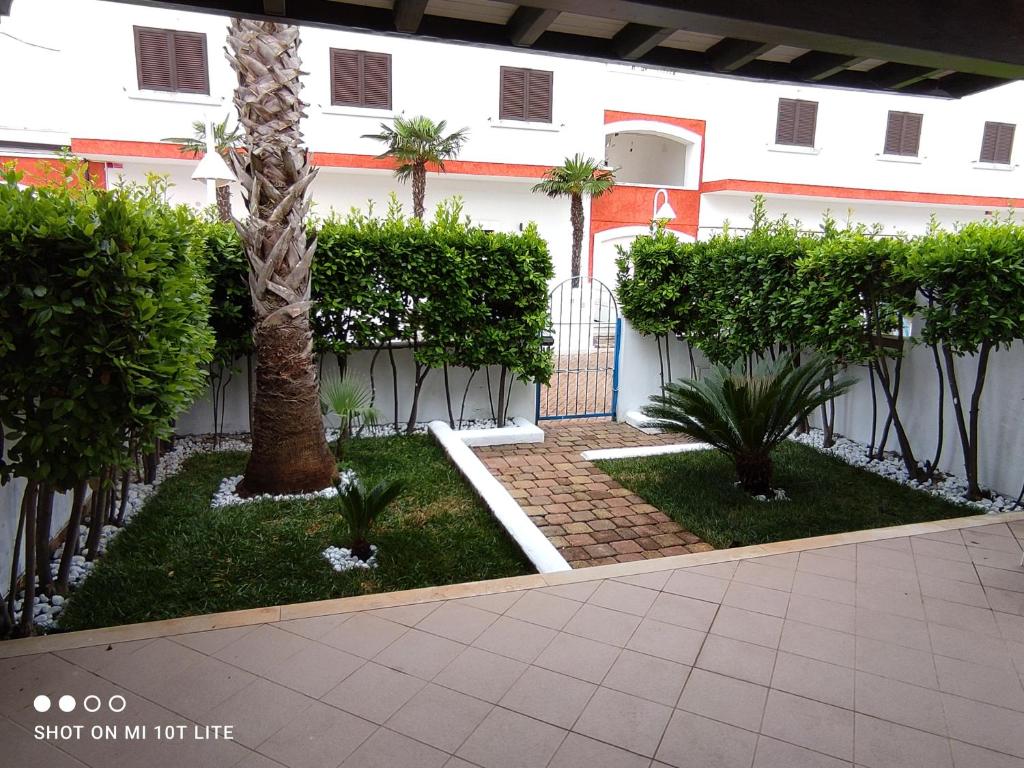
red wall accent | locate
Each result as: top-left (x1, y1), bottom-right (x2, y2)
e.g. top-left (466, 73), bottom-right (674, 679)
top-left (1, 156), bottom-right (107, 189)
top-left (701, 178), bottom-right (1024, 209)
top-left (604, 109), bottom-right (706, 140)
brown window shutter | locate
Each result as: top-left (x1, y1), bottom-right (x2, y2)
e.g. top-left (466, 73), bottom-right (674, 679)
top-left (775, 99), bottom-right (797, 144)
top-left (884, 111), bottom-right (923, 156)
top-left (980, 121), bottom-right (1015, 164)
top-left (525, 69), bottom-right (553, 122)
top-left (171, 31), bottom-right (209, 94)
top-left (362, 52), bottom-right (392, 109)
top-left (134, 26), bottom-right (174, 91)
top-left (330, 48), bottom-right (361, 106)
top-left (794, 100), bottom-right (817, 147)
top-left (500, 67), bottom-right (526, 121)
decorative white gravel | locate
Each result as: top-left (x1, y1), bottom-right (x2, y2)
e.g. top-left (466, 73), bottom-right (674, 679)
top-left (322, 544), bottom-right (378, 572)
top-left (210, 469), bottom-right (356, 509)
top-left (325, 418), bottom-right (500, 442)
top-left (791, 428), bottom-right (1018, 513)
top-left (752, 488), bottom-right (790, 503)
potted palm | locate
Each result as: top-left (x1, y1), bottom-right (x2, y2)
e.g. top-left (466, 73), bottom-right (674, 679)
top-left (643, 354), bottom-right (853, 496)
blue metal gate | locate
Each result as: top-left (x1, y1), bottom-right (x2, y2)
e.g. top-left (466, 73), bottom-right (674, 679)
top-left (536, 277), bottom-right (621, 421)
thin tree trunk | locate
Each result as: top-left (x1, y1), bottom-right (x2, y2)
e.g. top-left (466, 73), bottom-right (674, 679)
top-left (687, 343), bottom-right (697, 379)
top-left (35, 484), bottom-right (54, 597)
top-left (941, 343), bottom-right (972, 495)
top-left (872, 357), bottom-right (922, 480)
top-left (388, 341), bottom-right (399, 431)
top-left (485, 365), bottom-right (496, 420)
top-left (928, 341), bottom-right (945, 481)
top-left (496, 366), bottom-right (508, 428)
top-left (7, 481), bottom-right (30, 623)
top-left (655, 334), bottom-right (666, 391)
top-left (867, 362), bottom-right (879, 458)
top-left (115, 467), bottom-right (131, 526)
top-left (966, 341), bottom-right (993, 500)
top-left (412, 163), bottom-right (427, 220)
top-left (18, 481), bottom-right (38, 636)
top-left (458, 369), bottom-right (477, 429)
top-left (56, 480), bottom-right (87, 594)
top-left (229, 18), bottom-right (337, 495)
top-left (443, 362), bottom-right (455, 428)
top-left (406, 364), bottom-right (430, 434)
top-left (570, 193), bottom-right (584, 288)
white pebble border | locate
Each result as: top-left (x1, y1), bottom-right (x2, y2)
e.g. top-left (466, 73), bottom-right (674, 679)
top-left (210, 469), bottom-right (355, 509)
top-left (322, 544), bottom-right (378, 572)
top-left (791, 428), bottom-right (1018, 513)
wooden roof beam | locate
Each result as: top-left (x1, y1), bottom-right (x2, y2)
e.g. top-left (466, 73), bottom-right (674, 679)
top-left (792, 51), bottom-right (867, 81)
top-left (508, 6), bottom-right (560, 47)
top-left (613, 23), bottom-right (674, 60)
top-left (707, 37), bottom-right (774, 72)
top-left (393, 0), bottom-right (428, 33)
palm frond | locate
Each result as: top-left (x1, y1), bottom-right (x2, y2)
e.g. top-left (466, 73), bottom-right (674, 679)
top-left (362, 115), bottom-right (469, 174)
top-left (532, 153), bottom-right (616, 199)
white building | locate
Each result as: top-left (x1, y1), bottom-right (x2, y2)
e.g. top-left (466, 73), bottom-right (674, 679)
top-left (2, 0), bottom-right (1023, 289)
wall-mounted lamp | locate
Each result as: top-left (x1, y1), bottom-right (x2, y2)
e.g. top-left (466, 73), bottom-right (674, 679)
top-left (652, 187), bottom-right (676, 223)
top-left (191, 117), bottom-right (237, 206)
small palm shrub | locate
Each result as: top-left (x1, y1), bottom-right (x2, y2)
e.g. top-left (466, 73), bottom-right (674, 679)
top-left (643, 354), bottom-right (854, 495)
top-left (320, 375), bottom-right (380, 459)
top-left (336, 478), bottom-right (405, 561)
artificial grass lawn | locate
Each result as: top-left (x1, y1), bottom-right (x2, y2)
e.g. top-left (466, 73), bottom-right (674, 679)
top-left (597, 441), bottom-right (970, 549)
top-left (60, 435), bottom-right (531, 631)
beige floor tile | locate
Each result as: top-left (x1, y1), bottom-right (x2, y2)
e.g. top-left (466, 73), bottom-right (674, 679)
top-left (627, 618), bottom-right (705, 665)
top-left (761, 689), bottom-right (853, 761)
top-left (316, 612), bottom-right (408, 658)
top-left (656, 709), bottom-right (757, 768)
top-left (535, 632), bottom-right (621, 683)
top-left (549, 732), bottom-right (651, 768)
top-left (155, 653), bottom-right (256, 720)
top-left (854, 607), bottom-right (931, 651)
top-left (928, 623), bottom-right (1015, 670)
top-left (988, 588), bottom-right (1024, 617)
top-left (786, 594), bottom-right (855, 634)
top-left (711, 607), bottom-right (784, 649)
top-left (696, 634), bottom-right (776, 687)
top-left (374, 628), bottom-right (465, 680)
top-left (321, 661), bottom-right (425, 723)
top-left (505, 591), bottom-right (581, 630)
top-left (663, 570), bottom-right (730, 603)
top-left (813, 543), bottom-right (858, 561)
top-left (915, 554), bottom-right (982, 584)
top-left (457, 707), bottom-right (566, 768)
top-left (0, 716), bottom-right (90, 767)
top-left (951, 740), bottom-right (1024, 768)
top-left (978, 565), bottom-right (1024, 594)
top-left (499, 665), bottom-right (596, 728)
top-left (256, 700), bottom-right (375, 768)
top-left (943, 693), bottom-right (1024, 758)
top-left (445, 758), bottom-right (481, 768)
top-left (969, 547), bottom-right (1024, 572)
top-left (172, 626), bottom-right (258, 655)
top-left (912, 538), bottom-right (972, 563)
top-left (733, 560), bottom-right (795, 592)
top-left (386, 683), bottom-right (492, 752)
top-left (855, 636), bottom-right (938, 688)
top-left (602, 648), bottom-right (690, 706)
top-left (855, 561), bottom-right (921, 595)
top-left (723, 580), bottom-right (790, 618)
top-left (573, 686), bottom-right (672, 757)
top-left (456, 590), bottom-right (526, 614)
top-left (203, 677), bottom-right (314, 749)
top-left (261, 642), bottom-right (364, 698)
top-left (854, 714), bottom-right (953, 768)
top-left (212, 625), bottom-right (316, 676)
top-left (996, 612), bottom-right (1024, 645)
top-left (563, 603), bottom-right (642, 646)
top-left (685, 561), bottom-right (740, 579)
top-left (101, 637), bottom-right (206, 697)
top-left (962, 529), bottom-right (1024, 553)
top-left (541, 581), bottom-right (602, 602)
top-left (855, 670), bottom-right (948, 735)
top-left (920, 574), bottom-right (990, 608)
top-left (753, 552), bottom-right (800, 570)
top-left (587, 580), bottom-right (658, 616)
top-left (677, 668), bottom-right (768, 731)
top-left (753, 736), bottom-right (853, 768)
top-left (416, 601), bottom-right (498, 644)
top-left (472, 615), bottom-right (557, 663)
top-left (855, 583), bottom-right (926, 621)
top-left (434, 646), bottom-right (527, 703)
top-left (647, 591), bottom-right (719, 632)
top-left (53, 638), bottom-right (155, 674)
top-left (614, 570), bottom-right (672, 591)
top-left (274, 612), bottom-right (351, 641)
top-left (339, 727), bottom-right (449, 768)
top-left (934, 655), bottom-right (1024, 711)
top-left (771, 651), bottom-right (854, 708)
top-left (924, 597), bottom-right (1001, 637)
top-left (798, 551), bottom-right (857, 581)
top-left (793, 571), bottom-right (856, 605)
top-left (856, 545), bottom-right (917, 573)
top-left (370, 601), bottom-right (441, 627)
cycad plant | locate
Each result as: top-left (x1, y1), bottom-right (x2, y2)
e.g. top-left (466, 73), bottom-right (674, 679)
top-left (363, 115), bottom-right (469, 219)
top-left (643, 354), bottom-right (854, 495)
top-left (320, 375), bottom-right (379, 459)
top-left (336, 478), bottom-right (405, 561)
top-left (533, 154), bottom-right (615, 286)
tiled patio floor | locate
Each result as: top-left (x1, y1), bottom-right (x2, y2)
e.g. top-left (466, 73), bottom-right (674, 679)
top-left (475, 422), bottom-right (710, 567)
top-left (5, 518), bottom-right (1024, 767)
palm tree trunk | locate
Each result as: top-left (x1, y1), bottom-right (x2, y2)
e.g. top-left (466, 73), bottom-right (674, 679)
top-left (570, 193), bottom-right (584, 287)
top-left (412, 163), bottom-right (427, 220)
top-left (228, 18), bottom-right (337, 495)
top-left (735, 454), bottom-right (773, 496)
top-left (216, 184), bottom-right (232, 222)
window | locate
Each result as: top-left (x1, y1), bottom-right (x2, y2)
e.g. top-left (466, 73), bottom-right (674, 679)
top-left (330, 49), bottom-right (391, 109)
top-left (133, 26), bottom-right (209, 94)
top-left (774, 98), bottom-right (818, 147)
top-left (883, 111), bottom-right (923, 157)
top-left (980, 121), bottom-right (1015, 164)
top-left (499, 66), bottom-right (553, 123)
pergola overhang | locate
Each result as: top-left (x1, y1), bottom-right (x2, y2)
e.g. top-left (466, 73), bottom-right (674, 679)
top-left (5, 0), bottom-right (1024, 97)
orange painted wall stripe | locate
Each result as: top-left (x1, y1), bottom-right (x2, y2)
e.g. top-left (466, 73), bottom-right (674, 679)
top-left (604, 110), bottom-right (706, 138)
top-left (701, 179), bottom-right (1024, 208)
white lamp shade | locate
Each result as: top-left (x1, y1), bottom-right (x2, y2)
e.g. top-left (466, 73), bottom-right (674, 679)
top-left (192, 151), bottom-right (236, 184)
top-left (654, 200), bottom-right (677, 220)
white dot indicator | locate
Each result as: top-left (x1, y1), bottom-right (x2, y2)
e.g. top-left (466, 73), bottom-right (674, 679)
top-left (58, 695), bottom-right (76, 713)
top-left (33, 695), bottom-right (51, 713)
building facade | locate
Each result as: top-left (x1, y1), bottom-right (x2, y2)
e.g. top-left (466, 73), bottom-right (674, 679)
top-left (2, 0), bottom-right (1023, 288)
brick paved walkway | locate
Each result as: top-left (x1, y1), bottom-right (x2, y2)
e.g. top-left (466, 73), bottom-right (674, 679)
top-left (475, 422), bottom-right (711, 568)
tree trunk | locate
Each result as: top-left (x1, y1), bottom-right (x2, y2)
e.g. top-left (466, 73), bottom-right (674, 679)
top-left (7, 481), bottom-right (30, 623)
top-left (228, 18), bottom-right (337, 495)
top-left (216, 184), bottom-right (232, 222)
top-left (56, 480), bottom-right (87, 594)
top-left (735, 454), bottom-right (773, 496)
top-left (18, 481), bottom-right (38, 637)
top-left (927, 341), bottom-right (945, 481)
top-left (443, 362), bottom-right (455, 428)
top-left (35, 484), bottom-right (54, 597)
top-left (570, 193), bottom-right (584, 287)
top-left (84, 470), bottom-right (108, 562)
top-left (496, 366), bottom-right (508, 428)
top-left (966, 341), bottom-right (993, 500)
top-left (406, 363), bottom-right (430, 435)
top-left (412, 163), bottom-right (427, 220)
top-left (871, 357), bottom-right (923, 480)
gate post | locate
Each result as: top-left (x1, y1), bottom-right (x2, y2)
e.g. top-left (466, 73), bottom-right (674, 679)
top-left (611, 317), bottom-right (622, 421)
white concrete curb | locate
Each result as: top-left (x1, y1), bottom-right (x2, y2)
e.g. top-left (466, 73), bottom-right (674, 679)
top-left (456, 416), bottom-right (545, 447)
top-left (624, 409), bottom-right (664, 433)
top-left (581, 442), bottom-right (711, 461)
top-left (428, 421), bottom-right (571, 574)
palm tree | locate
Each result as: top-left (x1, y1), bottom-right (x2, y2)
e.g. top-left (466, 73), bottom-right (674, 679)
top-left (226, 18), bottom-right (337, 495)
top-left (533, 154), bottom-right (615, 286)
top-left (320, 374), bottom-right (379, 460)
top-left (643, 354), bottom-right (854, 495)
top-left (165, 117), bottom-right (243, 221)
top-left (363, 115), bottom-right (469, 219)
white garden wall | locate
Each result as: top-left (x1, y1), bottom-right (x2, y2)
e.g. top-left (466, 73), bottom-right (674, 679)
top-left (615, 319), bottom-right (1024, 498)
